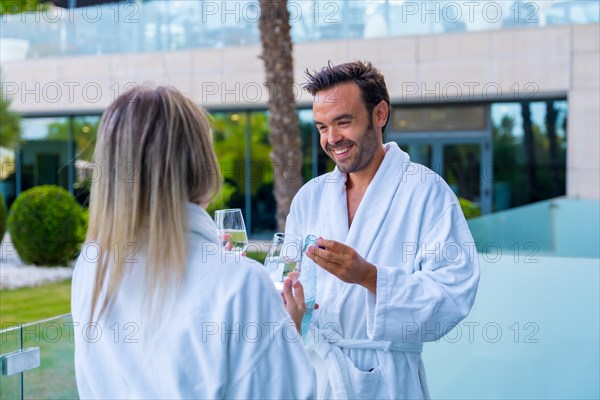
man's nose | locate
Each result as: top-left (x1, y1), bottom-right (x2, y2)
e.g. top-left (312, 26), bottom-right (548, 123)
top-left (327, 128), bottom-right (343, 145)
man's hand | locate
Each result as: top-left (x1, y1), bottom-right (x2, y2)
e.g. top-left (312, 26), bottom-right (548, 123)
top-left (306, 238), bottom-right (377, 294)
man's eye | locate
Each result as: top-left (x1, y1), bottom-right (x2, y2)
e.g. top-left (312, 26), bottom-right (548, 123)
top-left (339, 121), bottom-right (350, 126)
top-left (317, 125), bottom-right (327, 132)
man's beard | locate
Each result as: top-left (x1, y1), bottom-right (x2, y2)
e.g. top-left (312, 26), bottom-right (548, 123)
top-left (327, 120), bottom-right (380, 174)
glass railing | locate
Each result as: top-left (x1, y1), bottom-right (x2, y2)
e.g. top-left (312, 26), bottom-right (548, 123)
top-left (0, 325), bottom-right (22, 399)
top-left (424, 254), bottom-right (600, 399)
top-left (2, 256), bottom-right (597, 399)
top-left (0, 0), bottom-right (598, 61)
top-left (1, 255), bottom-right (598, 399)
top-left (468, 198), bottom-right (600, 258)
top-left (0, 314), bottom-right (78, 400)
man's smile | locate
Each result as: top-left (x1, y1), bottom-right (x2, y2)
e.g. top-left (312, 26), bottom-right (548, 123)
top-left (332, 145), bottom-right (352, 158)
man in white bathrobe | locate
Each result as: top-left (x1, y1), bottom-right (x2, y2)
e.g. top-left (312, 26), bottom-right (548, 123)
top-left (285, 61), bottom-right (480, 399)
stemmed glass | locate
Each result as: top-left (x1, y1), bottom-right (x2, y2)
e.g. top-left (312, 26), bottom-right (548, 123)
top-left (264, 233), bottom-right (303, 292)
top-left (214, 209), bottom-right (248, 254)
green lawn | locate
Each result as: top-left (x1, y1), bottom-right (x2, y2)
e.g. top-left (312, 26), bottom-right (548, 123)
top-left (0, 280), bottom-right (72, 328)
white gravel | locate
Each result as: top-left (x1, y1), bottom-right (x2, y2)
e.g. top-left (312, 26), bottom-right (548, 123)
top-left (0, 234), bottom-right (74, 290)
top-left (0, 235), bottom-right (273, 290)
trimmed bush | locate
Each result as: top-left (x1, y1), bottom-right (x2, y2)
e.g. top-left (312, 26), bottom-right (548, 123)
top-left (0, 193), bottom-right (6, 240)
top-left (459, 197), bottom-right (481, 219)
top-left (7, 185), bottom-right (86, 266)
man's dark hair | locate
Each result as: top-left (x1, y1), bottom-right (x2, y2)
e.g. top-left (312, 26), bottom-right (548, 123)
top-left (303, 60), bottom-right (391, 133)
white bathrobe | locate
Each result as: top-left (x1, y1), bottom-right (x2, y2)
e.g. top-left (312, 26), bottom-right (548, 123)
top-left (71, 204), bottom-right (315, 399)
top-left (286, 142), bottom-right (480, 399)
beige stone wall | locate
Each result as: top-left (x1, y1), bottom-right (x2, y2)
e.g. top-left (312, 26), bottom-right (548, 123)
top-left (1, 24), bottom-right (598, 198)
top-left (568, 24), bottom-right (600, 200)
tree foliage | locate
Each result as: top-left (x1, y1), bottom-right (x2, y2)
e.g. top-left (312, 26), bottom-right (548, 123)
top-left (210, 112), bottom-right (278, 231)
top-left (211, 112), bottom-right (272, 196)
top-left (0, 1), bottom-right (37, 150)
top-left (0, 0), bottom-right (44, 15)
top-left (492, 102), bottom-right (567, 209)
top-left (0, 83), bottom-right (21, 149)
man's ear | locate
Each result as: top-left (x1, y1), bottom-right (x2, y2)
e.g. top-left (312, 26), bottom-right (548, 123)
top-left (374, 100), bottom-right (389, 129)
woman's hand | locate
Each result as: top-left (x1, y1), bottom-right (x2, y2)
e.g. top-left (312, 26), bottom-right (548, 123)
top-left (220, 233), bottom-right (233, 251)
top-left (281, 272), bottom-right (305, 333)
top-left (220, 233), bottom-right (246, 256)
top-left (281, 272), bottom-right (319, 333)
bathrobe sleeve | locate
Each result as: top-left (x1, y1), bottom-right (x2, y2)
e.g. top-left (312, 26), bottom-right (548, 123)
top-left (225, 323), bottom-right (316, 399)
top-left (366, 202), bottom-right (480, 343)
top-left (220, 267), bottom-right (316, 399)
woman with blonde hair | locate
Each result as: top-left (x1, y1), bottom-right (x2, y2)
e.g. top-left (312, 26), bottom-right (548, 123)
top-left (71, 86), bottom-right (314, 399)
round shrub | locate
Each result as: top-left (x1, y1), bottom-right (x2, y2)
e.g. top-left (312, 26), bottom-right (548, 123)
top-left (459, 197), bottom-right (481, 219)
top-left (7, 185), bottom-right (86, 266)
top-left (0, 193), bottom-right (6, 240)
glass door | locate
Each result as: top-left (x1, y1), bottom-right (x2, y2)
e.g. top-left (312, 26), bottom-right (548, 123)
top-left (394, 138), bottom-right (491, 215)
top-left (388, 104), bottom-right (492, 215)
top-left (443, 144), bottom-right (482, 206)
top-left (399, 143), bottom-right (432, 169)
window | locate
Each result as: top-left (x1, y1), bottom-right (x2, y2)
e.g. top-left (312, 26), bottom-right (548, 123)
top-left (392, 105), bottom-right (488, 132)
top-left (72, 116), bottom-right (100, 207)
top-left (491, 100), bottom-right (567, 210)
top-left (19, 117), bottom-right (70, 193)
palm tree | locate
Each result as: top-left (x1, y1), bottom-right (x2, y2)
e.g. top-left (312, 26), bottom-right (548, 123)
top-left (521, 101), bottom-right (537, 202)
top-left (258, 0), bottom-right (303, 231)
top-left (545, 100), bottom-right (560, 197)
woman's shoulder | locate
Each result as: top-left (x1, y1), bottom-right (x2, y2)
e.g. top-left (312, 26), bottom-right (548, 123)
top-left (181, 253), bottom-right (290, 343)
top-left (185, 246), bottom-right (283, 309)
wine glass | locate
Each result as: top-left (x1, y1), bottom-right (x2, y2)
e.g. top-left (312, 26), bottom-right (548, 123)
top-left (264, 233), bottom-right (303, 292)
top-left (214, 209), bottom-right (248, 254)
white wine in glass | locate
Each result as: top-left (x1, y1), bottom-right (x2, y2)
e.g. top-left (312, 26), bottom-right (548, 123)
top-left (214, 209), bottom-right (248, 253)
top-left (264, 233), bottom-right (302, 292)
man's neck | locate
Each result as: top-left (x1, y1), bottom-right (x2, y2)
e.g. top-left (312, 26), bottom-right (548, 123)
top-left (345, 145), bottom-right (386, 226)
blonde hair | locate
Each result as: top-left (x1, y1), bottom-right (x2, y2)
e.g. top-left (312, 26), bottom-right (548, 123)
top-left (87, 86), bottom-right (221, 321)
